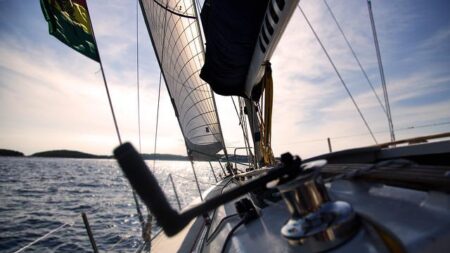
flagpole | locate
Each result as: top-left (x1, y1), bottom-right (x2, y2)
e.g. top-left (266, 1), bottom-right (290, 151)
top-left (84, 2), bottom-right (145, 231)
top-left (97, 56), bottom-right (123, 144)
top-left (85, 19), bottom-right (122, 144)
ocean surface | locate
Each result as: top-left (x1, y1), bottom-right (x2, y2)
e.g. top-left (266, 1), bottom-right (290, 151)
top-left (0, 157), bottom-right (221, 252)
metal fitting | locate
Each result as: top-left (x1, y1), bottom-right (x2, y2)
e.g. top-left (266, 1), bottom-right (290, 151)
top-left (271, 160), bottom-right (359, 252)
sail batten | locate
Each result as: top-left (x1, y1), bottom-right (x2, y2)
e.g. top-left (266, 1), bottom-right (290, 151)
top-left (140, 0), bottom-right (225, 160)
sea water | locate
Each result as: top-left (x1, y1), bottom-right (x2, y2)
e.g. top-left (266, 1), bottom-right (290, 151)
top-left (0, 157), bottom-right (221, 252)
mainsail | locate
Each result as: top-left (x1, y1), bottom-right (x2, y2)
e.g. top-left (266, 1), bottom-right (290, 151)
top-left (140, 0), bottom-right (225, 160)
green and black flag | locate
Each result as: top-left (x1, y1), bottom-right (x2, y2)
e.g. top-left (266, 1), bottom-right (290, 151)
top-left (40, 0), bottom-right (99, 62)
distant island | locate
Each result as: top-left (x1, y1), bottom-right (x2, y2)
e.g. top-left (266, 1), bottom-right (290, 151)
top-left (31, 150), bottom-right (110, 159)
top-left (0, 149), bottom-right (24, 157)
top-left (141, 153), bottom-right (188, 161)
top-left (1, 148), bottom-right (248, 162)
top-left (29, 149), bottom-right (190, 160)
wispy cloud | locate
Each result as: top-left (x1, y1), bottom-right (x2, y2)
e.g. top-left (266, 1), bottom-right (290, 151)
top-left (268, 0), bottom-right (450, 158)
top-left (0, 0), bottom-right (448, 158)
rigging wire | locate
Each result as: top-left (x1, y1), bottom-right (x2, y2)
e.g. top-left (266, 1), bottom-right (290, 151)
top-left (322, 0), bottom-right (386, 115)
top-left (153, 74), bottom-right (163, 169)
top-left (133, 0), bottom-right (146, 234)
top-left (13, 222), bottom-right (75, 253)
top-left (280, 120), bottom-right (450, 145)
top-left (99, 67), bottom-right (122, 144)
top-left (86, 1), bottom-right (146, 238)
top-left (194, 0), bottom-right (202, 13)
top-left (297, 4), bottom-right (378, 144)
top-left (88, 25), bottom-right (122, 144)
top-left (367, 0), bottom-right (396, 142)
top-left (137, 0), bottom-right (142, 152)
top-left (152, 2), bottom-right (169, 170)
top-left (231, 97), bottom-right (254, 165)
top-left (238, 97), bottom-right (255, 165)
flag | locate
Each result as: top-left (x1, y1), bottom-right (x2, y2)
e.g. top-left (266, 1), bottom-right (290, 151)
top-left (40, 0), bottom-right (100, 62)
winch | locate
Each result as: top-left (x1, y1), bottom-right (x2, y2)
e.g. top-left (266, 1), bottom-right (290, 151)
top-left (269, 159), bottom-right (359, 252)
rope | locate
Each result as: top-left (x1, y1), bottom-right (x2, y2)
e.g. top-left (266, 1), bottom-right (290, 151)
top-left (220, 219), bottom-right (245, 253)
top-left (260, 63), bottom-right (275, 165)
top-left (322, 0), bottom-right (386, 115)
top-left (297, 5), bottom-right (378, 144)
top-left (206, 213), bottom-right (239, 244)
top-left (325, 159), bottom-right (414, 182)
top-left (13, 222), bottom-right (74, 253)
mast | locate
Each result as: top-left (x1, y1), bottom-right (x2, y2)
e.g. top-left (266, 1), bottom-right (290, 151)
top-left (367, 0), bottom-right (396, 143)
top-left (245, 98), bottom-right (263, 169)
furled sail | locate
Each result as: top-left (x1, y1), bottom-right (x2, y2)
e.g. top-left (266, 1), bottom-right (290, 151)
top-left (199, 0), bottom-right (299, 99)
top-left (200, 0), bottom-right (269, 98)
top-left (140, 0), bottom-right (225, 160)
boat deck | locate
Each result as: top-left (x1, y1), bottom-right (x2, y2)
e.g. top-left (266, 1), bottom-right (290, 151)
top-left (150, 162), bottom-right (450, 253)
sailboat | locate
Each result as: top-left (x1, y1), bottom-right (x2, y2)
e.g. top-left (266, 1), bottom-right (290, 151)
top-left (39, 0), bottom-right (450, 252)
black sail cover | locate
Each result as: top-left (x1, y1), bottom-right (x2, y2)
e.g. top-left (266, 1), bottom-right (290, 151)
top-left (200, 0), bottom-right (270, 97)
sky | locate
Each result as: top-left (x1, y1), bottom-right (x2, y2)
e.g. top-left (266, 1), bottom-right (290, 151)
top-left (0, 0), bottom-right (449, 158)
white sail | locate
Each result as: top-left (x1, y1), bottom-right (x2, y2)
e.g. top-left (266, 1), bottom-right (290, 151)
top-left (140, 0), bottom-right (225, 160)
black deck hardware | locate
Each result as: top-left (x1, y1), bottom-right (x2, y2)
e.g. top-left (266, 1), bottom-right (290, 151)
top-left (114, 142), bottom-right (302, 236)
top-left (235, 198), bottom-right (258, 222)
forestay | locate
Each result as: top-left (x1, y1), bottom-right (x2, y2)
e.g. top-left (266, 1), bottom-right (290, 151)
top-left (140, 0), bottom-right (225, 160)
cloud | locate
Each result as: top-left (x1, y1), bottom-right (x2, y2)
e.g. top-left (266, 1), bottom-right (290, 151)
top-left (0, 13), bottom-right (182, 155)
top-left (0, 0), bottom-right (449, 159)
top-left (266, 0), bottom-right (450, 158)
